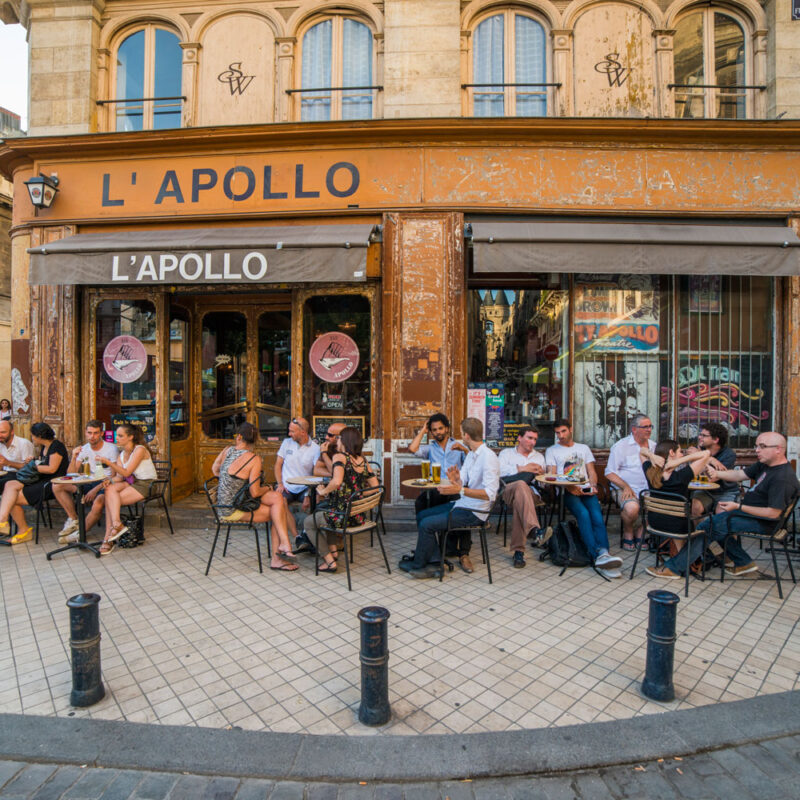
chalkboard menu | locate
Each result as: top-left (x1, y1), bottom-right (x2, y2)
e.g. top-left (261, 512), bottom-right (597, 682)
top-left (499, 423), bottom-right (529, 448)
top-left (312, 416), bottom-right (365, 443)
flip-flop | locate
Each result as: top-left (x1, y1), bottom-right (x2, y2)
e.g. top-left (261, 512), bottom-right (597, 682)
top-left (270, 563), bottom-right (298, 571)
top-left (277, 550), bottom-right (298, 562)
top-left (318, 562), bottom-right (337, 573)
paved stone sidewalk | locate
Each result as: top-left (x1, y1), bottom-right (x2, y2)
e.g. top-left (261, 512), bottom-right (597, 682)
top-left (0, 733), bottom-right (798, 798)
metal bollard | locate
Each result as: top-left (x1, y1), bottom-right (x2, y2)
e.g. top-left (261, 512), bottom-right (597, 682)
top-left (66, 593), bottom-right (105, 707)
top-left (357, 606), bottom-right (391, 725)
top-left (641, 589), bottom-right (680, 702)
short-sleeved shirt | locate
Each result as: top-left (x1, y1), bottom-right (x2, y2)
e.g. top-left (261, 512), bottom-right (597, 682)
top-left (40, 439), bottom-right (69, 480)
top-left (606, 434), bottom-right (655, 497)
top-left (417, 438), bottom-right (465, 473)
top-left (0, 435), bottom-right (35, 471)
top-left (77, 441), bottom-right (120, 478)
top-left (643, 460), bottom-right (694, 534)
top-left (277, 437), bottom-right (321, 495)
top-left (741, 462), bottom-right (800, 528)
top-left (545, 442), bottom-right (595, 481)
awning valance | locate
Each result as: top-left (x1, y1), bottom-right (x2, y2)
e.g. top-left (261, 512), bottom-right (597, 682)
top-left (27, 224), bottom-right (378, 285)
top-left (469, 221), bottom-right (800, 276)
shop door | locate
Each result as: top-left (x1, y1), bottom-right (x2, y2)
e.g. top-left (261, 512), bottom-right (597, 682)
top-left (167, 305), bottom-right (194, 501)
top-left (194, 296), bottom-right (292, 485)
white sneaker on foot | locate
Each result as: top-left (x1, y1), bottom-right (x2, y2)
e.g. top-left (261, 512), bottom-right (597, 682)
top-left (58, 518), bottom-right (79, 536)
top-left (64, 531), bottom-right (79, 544)
top-left (598, 567), bottom-right (622, 579)
top-left (595, 551), bottom-right (623, 569)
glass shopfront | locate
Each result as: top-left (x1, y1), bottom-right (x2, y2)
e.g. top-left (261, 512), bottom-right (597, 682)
top-left (468, 275), bottom-right (774, 449)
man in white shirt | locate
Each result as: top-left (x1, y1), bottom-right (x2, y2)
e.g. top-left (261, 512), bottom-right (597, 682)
top-left (497, 426), bottom-right (552, 569)
top-left (54, 420), bottom-right (119, 543)
top-left (400, 417), bottom-right (500, 579)
top-left (275, 417), bottom-right (321, 548)
top-left (0, 420), bottom-right (35, 490)
top-left (605, 414), bottom-right (656, 550)
top-left (545, 419), bottom-right (623, 578)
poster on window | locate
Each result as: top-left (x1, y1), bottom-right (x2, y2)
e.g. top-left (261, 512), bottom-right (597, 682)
top-left (574, 275), bottom-right (660, 353)
top-left (688, 276), bottom-right (722, 313)
top-left (575, 359), bottom-right (661, 448)
top-left (665, 356), bottom-right (772, 442)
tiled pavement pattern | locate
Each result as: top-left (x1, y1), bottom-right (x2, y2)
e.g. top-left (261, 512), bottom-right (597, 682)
top-left (0, 734), bottom-right (798, 798)
top-left (0, 503), bottom-right (798, 736)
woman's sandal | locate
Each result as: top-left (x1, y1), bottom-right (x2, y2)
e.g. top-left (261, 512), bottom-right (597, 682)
top-left (107, 522), bottom-right (127, 543)
top-left (99, 540), bottom-right (115, 556)
top-left (622, 539), bottom-right (636, 551)
top-left (318, 561), bottom-right (337, 573)
top-left (277, 548), bottom-right (297, 562)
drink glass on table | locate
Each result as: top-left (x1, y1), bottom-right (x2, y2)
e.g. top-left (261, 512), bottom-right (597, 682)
top-left (420, 460), bottom-right (430, 481)
top-left (83, 459), bottom-right (91, 476)
top-left (431, 463), bottom-right (441, 484)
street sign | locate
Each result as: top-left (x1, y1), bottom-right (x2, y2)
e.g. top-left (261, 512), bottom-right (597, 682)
top-left (543, 344), bottom-right (559, 361)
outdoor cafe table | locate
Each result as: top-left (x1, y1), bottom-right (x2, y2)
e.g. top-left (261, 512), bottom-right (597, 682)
top-left (46, 475), bottom-right (104, 559)
top-left (688, 480), bottom-right (720, 490)
top-left (285, 475), bottom-right (329, 514)
top-left (534, 475), bottom-right (593, 523)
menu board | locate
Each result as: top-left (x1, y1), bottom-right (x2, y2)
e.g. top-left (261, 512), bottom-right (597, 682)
top-left (499, 423), bottom-right (529, 448)
top-left (312, 415), bottom-right (365, 444)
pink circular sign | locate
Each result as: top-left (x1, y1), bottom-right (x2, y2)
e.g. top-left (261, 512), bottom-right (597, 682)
top-left (309, 332), bottom-right (360, 383)
top-left (102, 335), bottom-right (148, 383)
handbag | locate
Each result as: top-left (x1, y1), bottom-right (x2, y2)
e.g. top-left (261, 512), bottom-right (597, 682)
top-left (232, 478), bottom-right (260, 512)
top-left (14, 459), bottom-right (41, 485)
top-left (118, 514), bottom-right (144, 548)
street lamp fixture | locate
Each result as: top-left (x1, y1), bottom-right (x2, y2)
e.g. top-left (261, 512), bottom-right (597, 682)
top-left (24, 173), bottom-right (59, 209)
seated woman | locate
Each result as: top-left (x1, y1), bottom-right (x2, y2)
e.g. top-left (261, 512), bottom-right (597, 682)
top-left (639, 440), bottom-right (711, 570)
top-left (211, 422), bottom-right (295, 571)
top-left (94, 423), bottom-right (158, 555)
top-left (303, 426), bottom-right (378, 573)
top-left (0, 421), bottom-right (68, 544)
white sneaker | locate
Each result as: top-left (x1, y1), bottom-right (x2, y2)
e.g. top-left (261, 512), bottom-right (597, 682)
top-left (598, 567), bottom-right (622, 579)
top-left (64, 531), bottom-right (79, 544)
top-left (59, 518), bottom-right (79, 536)
top-left (595, 552), bottom-right (623, 570)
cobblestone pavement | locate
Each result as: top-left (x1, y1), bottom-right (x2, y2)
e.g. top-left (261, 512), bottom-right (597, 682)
top-left (0, 507), bottom-right (798, 736)
top-left (0, 733), bottom-right (798, 798)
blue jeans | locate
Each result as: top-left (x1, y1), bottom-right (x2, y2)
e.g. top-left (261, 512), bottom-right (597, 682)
top-left (411, 506), bottom-right (481, 568)
top-left (664, 512), bottom-right (759, 575)
top-left (564, 493), bottom-right (610, 558)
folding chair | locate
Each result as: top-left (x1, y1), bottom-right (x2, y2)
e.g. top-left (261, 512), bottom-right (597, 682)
top-left (124, 460), bottom-right (174, 536)
top-left (440, 506), bottom-right (492, 584)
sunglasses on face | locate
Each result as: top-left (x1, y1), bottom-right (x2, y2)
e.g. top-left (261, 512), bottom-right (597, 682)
top-left (325, 431), bottom-right (337, 438)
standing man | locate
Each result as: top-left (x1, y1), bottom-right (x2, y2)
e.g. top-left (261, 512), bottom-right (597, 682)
top-left (0, 420), bottom-right (34, 491)
top-left (605, 413), bottom-right (656, 550)
top-left (54, 420), bottom-right (119, 543)
top-left (313, 422), bottom-right (345, 478)
top-left (400, 417), bottom-right (499, 579)
top-left (408, 413), bottom-right (468, 519)
top-left (648, 432), bottom-right (799, 580)
top-left (275, 417), bottom-right (321, 550)
top-left (497, 426), bottom-right (551, 568)
top-left (545, 419), bottom-right (623, 578)
top-left (689, 422), bottom-right (739, 516)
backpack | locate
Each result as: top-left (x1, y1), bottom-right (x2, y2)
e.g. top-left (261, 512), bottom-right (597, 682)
top-left (539, 520), bottom-right (591, 575)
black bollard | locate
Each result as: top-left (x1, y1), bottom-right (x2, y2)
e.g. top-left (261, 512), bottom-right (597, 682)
top-left (357, 606), bottom-right (391, 725)
top-left (641, 589), bottom-right (680, 702)
top-left (66, 593), bottom-right (105, 707)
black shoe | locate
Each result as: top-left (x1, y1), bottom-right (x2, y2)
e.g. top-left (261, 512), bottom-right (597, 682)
top-left (513, 550), bottom-right (526, 568)
top-left (292, 537), bottom-right (314, 555)
top-left (398, 560), bottom-right (416, 572)
top-left (406, 566), bottom-right (438, 579)
top-left (529, 526), bottom-right (553, 548)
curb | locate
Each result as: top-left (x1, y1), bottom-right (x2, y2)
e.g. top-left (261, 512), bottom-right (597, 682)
top-left (1, 691), bottom-right (798, 782)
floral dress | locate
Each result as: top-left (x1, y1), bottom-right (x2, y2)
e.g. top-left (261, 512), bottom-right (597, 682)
top-left (324, 454), bottom-right (374, 528)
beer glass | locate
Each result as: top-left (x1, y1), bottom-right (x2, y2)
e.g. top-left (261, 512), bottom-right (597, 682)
top-left (420, 460), bottom-right (430, 480)
top-left (431, 463), bottom-right (441, 484)
top-left (83, 459), bottom-right (91, 476)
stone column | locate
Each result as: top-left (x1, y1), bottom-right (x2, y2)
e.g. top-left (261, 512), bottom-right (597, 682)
top-left (753, 29), bottom-right (768, 119)
top-left (180, 42), bottom-right (200, 128)
top-left (551, 30), bottom-right (573, 117)
top-left (654, 30), bottom-right (675, 118)
top-left (275, 37), bottom-right (296, 122)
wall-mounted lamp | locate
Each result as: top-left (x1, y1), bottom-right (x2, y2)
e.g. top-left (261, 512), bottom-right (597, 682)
top-left (24, 173), bottom-right (59, 209)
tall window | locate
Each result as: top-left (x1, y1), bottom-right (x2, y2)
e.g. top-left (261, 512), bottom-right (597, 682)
top-left (114, 26), bottom-right (183, 131)
top-left (673, 9), bottom-right (747, 119)
top-left (471, 11), bottom-right (547, 117)
top-left (300, 17), bottom-right (374, 121)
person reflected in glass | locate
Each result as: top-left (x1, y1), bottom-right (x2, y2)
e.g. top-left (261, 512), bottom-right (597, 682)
top-left (212, 422), bottom-right (296, 571)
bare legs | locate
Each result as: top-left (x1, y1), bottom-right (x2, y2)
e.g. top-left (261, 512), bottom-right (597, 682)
top-left (102, 483), bottom-right (144, 552)
top-left (260, 490), bottom-right (295, 566)
top-left (0, 480), bottom-right (30, 533)
top-left (53, 483), bottom-right (78, 521)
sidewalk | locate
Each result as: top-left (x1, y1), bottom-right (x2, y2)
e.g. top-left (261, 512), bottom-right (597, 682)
top-left (0, 504), bottom-right (798, 741)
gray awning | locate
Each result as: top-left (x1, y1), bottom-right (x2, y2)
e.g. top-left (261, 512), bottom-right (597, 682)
top-left (27, 224), bottom-right (378, 285)
top-left (469, 221), bottom-right (800, 276)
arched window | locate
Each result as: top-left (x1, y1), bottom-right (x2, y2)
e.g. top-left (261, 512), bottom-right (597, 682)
top-left (114, 26), bottom-right (183, 131)
top-left (673, 9), bottom-right (747, 119)
top-left (299, 17), bottom-right (374, 121)
top-left (471, 10), bottom-right (548, 117)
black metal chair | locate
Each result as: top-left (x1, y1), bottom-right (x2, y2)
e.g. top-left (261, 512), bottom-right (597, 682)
top-left (439, 506), bottom-right (492, 584)
top-left (367, 460), bottom-right (388, 544)
top-left (494, 477), bottom-right (550, 547)
top-left (202, 477), bottom-right (272, 575)
top-left (720, 496), bottom-right (798, 599)
top-left (311, 486), bottom-right (388, 591)
top-left (124, 460), bottom-right (174, 536)
top-left (632, 490), bottom-right (710, 598)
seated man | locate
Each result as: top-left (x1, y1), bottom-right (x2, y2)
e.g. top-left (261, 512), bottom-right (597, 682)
top-left (400, 417), bottom-right (499, 579)
top-left (647, 431), bottom-right (799, 580)
top-left (605, 414), bottom-right (655, 550)
top-left (313, 422), bottom-right (345, 478)
top-left (497, 425), bottom-right (551, 569)
top-left (274, 417), bottom-right (321, 551)
top-left (0, 420), bottom-right (34, 492)
top-left (54, 419), bottom-right (119, 543)
top-left (689, 422), bottom-right (739, 517)
top-left (545, 419), bottom-right (623, 579)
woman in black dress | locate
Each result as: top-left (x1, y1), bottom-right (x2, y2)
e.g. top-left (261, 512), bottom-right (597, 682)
top-left (0, 422), bottom-right (68, 544)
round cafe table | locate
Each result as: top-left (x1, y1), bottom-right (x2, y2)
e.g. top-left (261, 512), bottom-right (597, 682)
top-left (535, 475), bottom-right (593, 522)
top-left (285, 475), bottom-right (329, 514)
top-left (401, 478), bottom-right (452, 490)
top-left (46, 475), bottom-right (105, 559)
top-left (689, 481), bottom-right (720, 490)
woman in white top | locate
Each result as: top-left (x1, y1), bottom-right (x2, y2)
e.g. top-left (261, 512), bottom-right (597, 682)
top-left (95, 424), bottom-right (158, 555)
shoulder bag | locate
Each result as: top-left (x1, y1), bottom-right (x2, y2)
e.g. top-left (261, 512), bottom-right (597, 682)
top-left (15, 459), bottom-right (41, 485)
top-left (230, 454), bottom-right (260, 512)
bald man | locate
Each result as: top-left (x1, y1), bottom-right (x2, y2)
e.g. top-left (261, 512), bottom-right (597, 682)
top-left (648, 432), bottom-right (799, 580)
top-left (314, 422), bottom-right (346, 478)
top-left (275, 417), bottom-right (321, 545)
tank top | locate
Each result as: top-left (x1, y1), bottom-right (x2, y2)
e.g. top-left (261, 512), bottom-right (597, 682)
top-left (217, 448), bottom-right (255, 508)
top-left (120, 446), bottom-right (158, 481)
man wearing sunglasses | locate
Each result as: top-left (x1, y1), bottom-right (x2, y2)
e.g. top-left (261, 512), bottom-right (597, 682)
top-left (314, 422), bottom-right (346, 478)
top-left (648, 432), bottom-right (799, 580)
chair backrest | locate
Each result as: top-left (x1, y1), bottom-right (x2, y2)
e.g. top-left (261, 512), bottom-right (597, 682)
top-left (367, 460), bottom-right (382, 481)
top-left (152, 460), bottom-right (171, 482)
top-left (203, 478), bottom-right (222, 523)
top-left (641, 490), bottom-right (693, 534)
top-left (348, 485), bottom-right (383, 518)
top-left (771, 492), bottom-right (799, 535)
